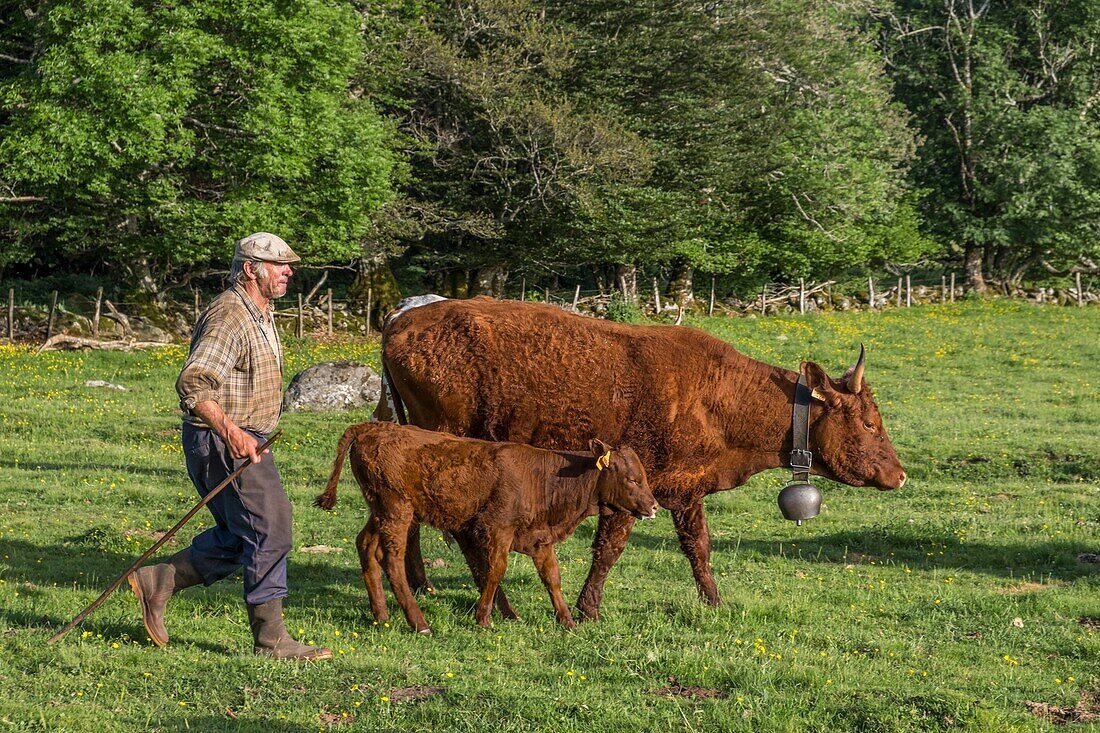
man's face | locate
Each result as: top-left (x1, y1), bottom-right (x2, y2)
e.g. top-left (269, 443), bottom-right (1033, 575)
top-left (255, 261), bottom-right (293, 300)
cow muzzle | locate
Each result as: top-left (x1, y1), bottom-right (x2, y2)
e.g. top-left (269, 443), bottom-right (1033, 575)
top-left (876, 469), bottom-right (907, 491)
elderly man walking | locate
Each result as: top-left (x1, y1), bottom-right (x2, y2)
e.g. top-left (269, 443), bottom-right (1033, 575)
top-left (129, 232), bottom-right (331, 661)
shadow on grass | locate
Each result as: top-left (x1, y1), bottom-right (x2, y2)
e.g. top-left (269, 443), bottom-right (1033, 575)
top-left (717, 527), bottom-right (1098, 579)
top-left (0, 533), bottom-right (485, 639)
top-left (124, 716), bottom-right (318, 733)
top-left (5, 519), bottom-right (1098, 644)
top-left (595, 520), bottom-right (1100, 580)
top-left (0, 459), bottom-right (175, 477)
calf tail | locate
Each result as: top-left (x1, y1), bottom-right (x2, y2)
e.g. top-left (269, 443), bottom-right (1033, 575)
top-left (314, 425), bottom-right (360, 510)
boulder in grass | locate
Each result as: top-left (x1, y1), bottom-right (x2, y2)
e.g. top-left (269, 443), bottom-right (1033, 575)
top-left (283, 360), bottom-right (381, 412)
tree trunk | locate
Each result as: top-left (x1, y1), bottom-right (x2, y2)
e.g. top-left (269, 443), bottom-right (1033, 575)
top-left (449, 270), bottom-right (469, 299)
top-left (665, 258), bottom-right (694, 308)
top-left (469, 264), bottom-right (508, 298)
top-left (964, 245), bottom-right (986, 293)
top-left (124, 257), bottom-right (167, 309)
top-left (615, 263), bottom-right (638, 304)
top-left (349, 253), bottom-right (401, 328)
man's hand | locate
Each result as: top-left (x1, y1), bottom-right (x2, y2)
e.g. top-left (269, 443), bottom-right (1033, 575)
top-left (225, 424), bottom-right (264, 464)
top-left (192, 401), bottom-right (270, 464)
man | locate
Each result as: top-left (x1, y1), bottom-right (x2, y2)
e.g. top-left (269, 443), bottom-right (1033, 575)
top-left (129, 232), bottom-right (331, 661)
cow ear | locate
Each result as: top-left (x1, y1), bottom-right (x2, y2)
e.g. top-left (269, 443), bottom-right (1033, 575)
top-left (801, 361), bottom-right (841, 408)
top-left (590, 438), bottom-right (613, 457)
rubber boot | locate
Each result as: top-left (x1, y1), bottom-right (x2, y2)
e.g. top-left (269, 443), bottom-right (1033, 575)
top-left (128, 548), bottom-right (204, 646)
top-left (248, 599), bottom-right (333, 661)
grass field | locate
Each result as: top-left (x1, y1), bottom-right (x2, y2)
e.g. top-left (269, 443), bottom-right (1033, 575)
top-left (0, 300), bottom-right (1097, 732)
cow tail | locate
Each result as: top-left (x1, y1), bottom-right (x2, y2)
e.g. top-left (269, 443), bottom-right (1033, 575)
top-left (380, 356), bottom-right (408, 426)
top-left (314, 425), bottom-right (359, 510)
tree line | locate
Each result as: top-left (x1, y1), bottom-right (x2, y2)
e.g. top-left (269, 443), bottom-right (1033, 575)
top-left (2, 0), bottom-right (1098, 314)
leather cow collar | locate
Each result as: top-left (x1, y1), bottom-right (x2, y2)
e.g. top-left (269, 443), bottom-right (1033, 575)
top-left (789, 374), bottom-right (813, 482)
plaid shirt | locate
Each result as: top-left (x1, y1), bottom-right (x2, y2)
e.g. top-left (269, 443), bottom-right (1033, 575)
top-left (176, 283), bottom-right (285, 435)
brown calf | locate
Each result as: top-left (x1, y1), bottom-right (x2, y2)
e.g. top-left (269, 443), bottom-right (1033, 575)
top-left (315, 422), bottom-right (657, 633)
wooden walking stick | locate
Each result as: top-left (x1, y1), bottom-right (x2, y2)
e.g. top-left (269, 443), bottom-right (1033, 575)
top-left (46, 431), bottom-right (283, 645)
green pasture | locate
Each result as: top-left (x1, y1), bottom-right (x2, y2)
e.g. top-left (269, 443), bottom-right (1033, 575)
top-left (0, 300), bottom-right (1097, 732)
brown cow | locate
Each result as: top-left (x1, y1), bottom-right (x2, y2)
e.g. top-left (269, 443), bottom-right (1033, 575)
top-left (314, 422), bottom-right (657, 633)
top-left (376, 296), bottom-right (907, 620)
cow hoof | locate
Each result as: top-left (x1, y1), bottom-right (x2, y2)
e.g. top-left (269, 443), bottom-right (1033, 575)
top-left (415, 627), bottom-right (432, 636)
top-left (575, 607), bottom-right (601, 623)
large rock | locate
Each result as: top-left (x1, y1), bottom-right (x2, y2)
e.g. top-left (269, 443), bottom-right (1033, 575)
top-left (283, 360), bottom-right (381, 412)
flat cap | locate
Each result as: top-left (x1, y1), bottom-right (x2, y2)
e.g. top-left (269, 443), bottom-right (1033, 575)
top-left (233, 232), bottom-right (301, 264)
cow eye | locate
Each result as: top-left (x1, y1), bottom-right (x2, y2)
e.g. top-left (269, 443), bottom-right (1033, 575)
top-left (863, 421), bottom-right (876, 432)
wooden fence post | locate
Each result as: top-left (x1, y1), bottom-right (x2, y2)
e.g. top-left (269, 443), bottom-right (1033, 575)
top-left (297, 290), bottom-right (305, 336)
top-left (941, 275), bottom-right (946, 303)
top-left (520, 277), bottom-right (526, 302)
top-left (327, 288), bottom-right (333, 334)
top-left (868, 278), bottom-right (875, 310)
top-left (906, 275), bottom-right (912, 307)
top-left (1077, 272), bottom-right (1084, 307)
top-left (572, 284), bottom-right (581, 311)
top-left (799, 278), bottom-right (806, 314)
top-left (366, 287), bottom-right (372, 337)
top-left (896, 278), bottom-right (902, 308)
top-left (92, 287), bottom-right (103, 336)
top-left (760, 284), bottom-right (767, 315)
top-left (45, 290), bottom-right (58, 344)
top-left (709, 276), bottom-right (716, 316)
top-left (8, 288), bottom-right (15, 341)
top-left (193, 289), bottom-right (200, 323)
top-left (950, 273), bottom-right (956, 302)
top-left (297, 293), bottom-right (304, 338)
top-left (653, 278), bottom-right (661, 314)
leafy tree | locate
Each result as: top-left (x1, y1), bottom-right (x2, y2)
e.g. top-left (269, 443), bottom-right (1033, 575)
top-left (551, 0), bottom-right (932, 301)
top-left (0, 0), bottom-right (398, 299)
top-left (878, 0), bottom-right (1100, 290)
top-left (388, 0), bottom-right (651, 295)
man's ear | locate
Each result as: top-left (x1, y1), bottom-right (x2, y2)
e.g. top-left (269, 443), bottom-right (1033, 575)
top-left (801, 361), bottom-right (841, 408)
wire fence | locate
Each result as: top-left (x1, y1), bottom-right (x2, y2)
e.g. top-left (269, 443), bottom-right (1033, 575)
top-left (2, 271), bottom-right (1095, 349)
top-left (515, 271), bottom-right (1096, 317)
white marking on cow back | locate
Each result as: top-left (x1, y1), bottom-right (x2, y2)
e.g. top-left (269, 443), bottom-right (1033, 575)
top-left (386, 294), bottom-right (448, 328)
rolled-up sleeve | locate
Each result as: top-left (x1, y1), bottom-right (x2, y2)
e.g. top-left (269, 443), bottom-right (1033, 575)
top-left (176, 317), bottom-right (242, 411)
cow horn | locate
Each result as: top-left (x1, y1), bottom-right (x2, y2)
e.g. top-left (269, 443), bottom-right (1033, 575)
top-left (846, 344), bottom-right (866, 394)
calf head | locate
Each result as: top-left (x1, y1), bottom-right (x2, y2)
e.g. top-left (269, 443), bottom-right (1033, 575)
top-left (801, 346), bottom-right (907, 491)
top-left (590, 439), bottom-right (658, 519)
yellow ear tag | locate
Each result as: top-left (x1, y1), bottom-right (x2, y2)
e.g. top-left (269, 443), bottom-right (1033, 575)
top-left (596, 451), bottom-right (612, 471)
top-left (810, 388), bottom-right (826, 402)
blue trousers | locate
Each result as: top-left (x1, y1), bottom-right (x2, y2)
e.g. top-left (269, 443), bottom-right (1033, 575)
top-left (182, 423), bottom-right (292, 605)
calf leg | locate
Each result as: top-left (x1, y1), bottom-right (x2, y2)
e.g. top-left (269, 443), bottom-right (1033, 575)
top-left (671, 501), bottom-right (720, 606)
top-left (531, 544), bottom-right (576, 630)
top-left (575, 511), bottom-right (637, 621)
top-left (377, 509), bottom-right (431, 634)
top-left (474, 530), bottom-right (513, 627)
top-left (403, 522), bottom-right (434, 594)
top-left (356, 516), bottom-right (388, 623)
top-left (453, 531), bottom-right (519, 620)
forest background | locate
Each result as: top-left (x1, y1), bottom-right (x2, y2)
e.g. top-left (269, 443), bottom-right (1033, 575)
top-left (2, 0), bottom-right (1099, 321)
